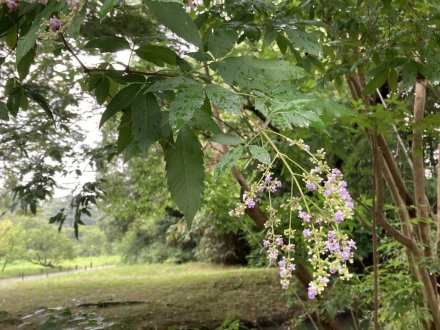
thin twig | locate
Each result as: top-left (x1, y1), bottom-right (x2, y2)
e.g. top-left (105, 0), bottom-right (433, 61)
top-left (60, 34), bottom-right (177, 77)
top-left (375, 88), bottom-right (413, 170)
top-left (292, 291), bottom-right (320, 330)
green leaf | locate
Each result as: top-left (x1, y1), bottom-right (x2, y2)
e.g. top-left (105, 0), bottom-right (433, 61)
top-left (0, 102), bottom-right (9, 121)
top-left (165, 126), bottom-right (205, 227)
top-left (85, 74), bottom-right (103, 92)
top-left (100, 83), bottom-right (142, 128)
top-left (363, 68), bottom-right (389, 96)
top-left (27, 91), bottom-right (53, 121)
top-left (205, 84), bottom-right (241, 115)
top-left (189, 98), bottom-right (221, 134)
top-left (262, 29), bottom-right (277, 48)
top-left (135, 45), bottom-right (177, 66)
top-left (169, 86), bottom-right (205, 133)
top-left (147, 76), bottom-right (200, 92)
top-left (388, 68), bottom-right (398, 93)
top-left (401, 62), bottom-right (417, 91)
top-left (131, 93), bottom-right (161, 151)
top-left (66, 8), bottom-right (86, 37)
top-left (17, 46), bottom-right (35, 80)
top-left (5, 25), bottom-right (17, 49)
top-left (214, 146), bottom-right (243, 179)
top-left (249, 145), bottom-right (271, 164)
top-left (186, 51), bottom-right (213, 62)
top-left (145, 0), bottom-right (203, 49)
top-left (95, 77), bottom-right (110, 105)
top-left (276, 109), bottom-right (324, 129)
top-left (210, 56), bottom-right (305, 91)
top-left (242, 24), bottom-right (261, 41)
top-left (285, 29), bottom-right (322, 57)
top-left (276, 34), bottom-right (289, 54)
top-left (117, 114), bottom-right (132, 154)
top-left (211, 133), bottom-right (242, 145)
top-left (208, 29), bottom-right (237, 58)
top-left (99, 0), bottom-right (119, 19)
top-left (268, 95), bottom-right (325, 130)
top-left (85, 36), bottom-right (130, 53)
top-left (6, 87), bottom-right (23, 117)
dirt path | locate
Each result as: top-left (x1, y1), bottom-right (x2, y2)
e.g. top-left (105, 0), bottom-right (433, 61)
top-left (0, 264), bottom-right (116, 284)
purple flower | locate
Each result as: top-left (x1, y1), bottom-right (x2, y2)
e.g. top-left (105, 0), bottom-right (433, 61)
top-left (303, 144), bottom-right (310, 152)
top-left (308, 286), bottom-right (318, 299)
top-left (340, 248), bottom-right (351, 261)
top-left (262, 240), bottom-right (270, 248)
top-left (327, 230), bottom-right (336, 240)
top-left (298, 211), bottom-right (311, 222)
top-left (306, 181), bottom-right (317, 191)
top-left (49, 18), bottom-right (62, 32)
top-left (339, 189), bottom-right (351, 201)
top-left (311, 167), bottom-right (320, 174)
top-left (275, 237), bottom-right (283, 246)
top-left (244, 198), bottom-right (255, 208)
top-left (302, 228), bottom-right (311, 238)
top-left (257, 184), bottom-right (264, 192)
top-left (326, 232), bottom-right (340, 253)
top-left (323, 187), bottom-right (334, 196)
top-left (285, 244), bottom-right (294, 252)
top-left (274, 180), bottom-right (282, 188)
top-left (288, 263), bottom-right (296, 271)
top-left (334, 210), bottom-right (344, 224)
top-left (268, 247), bottom-right (278, 261)
top-left (345, 201), bottom-right (354, 209)
top-left (279, 268), bottom-right (289, 277)
top-left (5, 0), bottom-right (19, 10)
top-left (278, 258), bottom-right (286, 267)
top-left (348, 239), bottom-right (357, 249)
top-left (338, 180), bottom-right (347, 188)
top-left (264, 174), bottom-right (272, 184)
top-left (331, 168), bottom-right (342, 177)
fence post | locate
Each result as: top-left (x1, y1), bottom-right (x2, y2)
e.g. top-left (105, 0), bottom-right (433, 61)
top-left (90, 262), bottom-right (93, 268)
top-left (21, 272), bottom-right (24, 280)
top-left (76, 265), bottom-right (78, 271)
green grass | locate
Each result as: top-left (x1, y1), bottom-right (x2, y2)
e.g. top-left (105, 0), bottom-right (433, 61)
top-left (0, 255), bottom-right (120, 279)
top-left (0, 263), bottom-right (291, 329)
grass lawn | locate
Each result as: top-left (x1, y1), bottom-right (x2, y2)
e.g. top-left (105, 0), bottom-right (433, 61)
top-left (0, 255), bottom-right (120, 279)
top-left (0, 263), bottom-right (292, 329)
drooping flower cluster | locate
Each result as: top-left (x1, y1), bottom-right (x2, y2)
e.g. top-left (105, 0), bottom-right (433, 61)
top-left (230, 139), bottom-right (356, 299)
top-left (3, 0), bottom-right (19, 10)
top-left (1, 0), bottom-right (80, 10)
top-left (1, 0), bottom-right (83, 36)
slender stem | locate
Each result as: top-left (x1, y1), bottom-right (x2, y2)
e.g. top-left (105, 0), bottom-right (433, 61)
top-left (293, 290), bottom-right (320, 330)
top-left (372, 134), bottom-right (381, 330)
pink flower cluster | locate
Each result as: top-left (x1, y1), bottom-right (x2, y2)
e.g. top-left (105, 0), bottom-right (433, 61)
top-left (229, 140), bottom-right (356, 299)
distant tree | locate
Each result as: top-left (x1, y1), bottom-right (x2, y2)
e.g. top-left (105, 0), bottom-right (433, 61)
top-left (0, 219), bottom-right (25, 272)
top-left (24, 222), bottom-right (75, 268)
